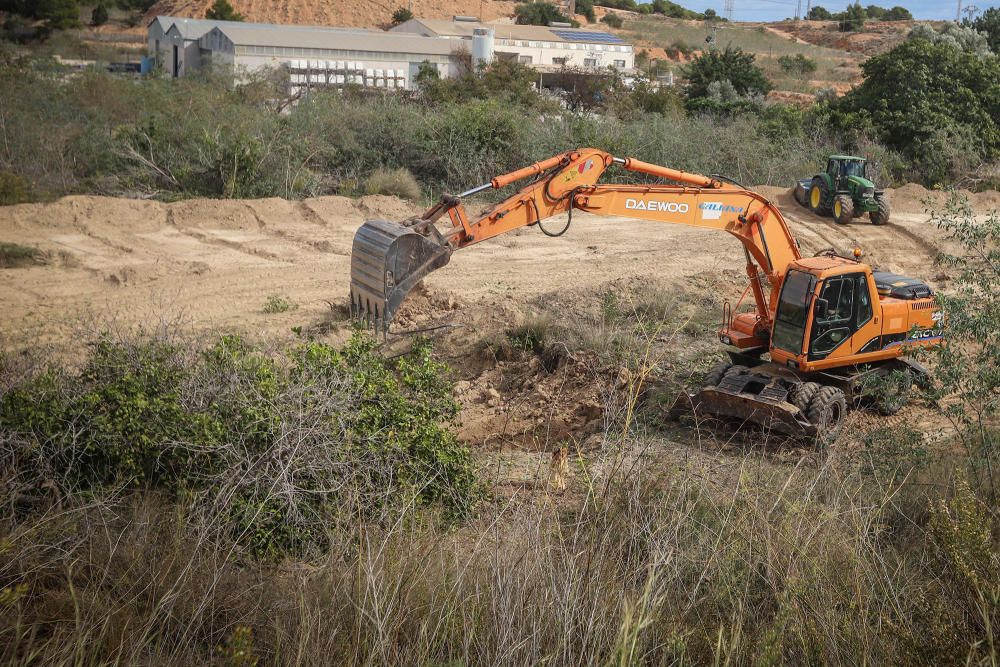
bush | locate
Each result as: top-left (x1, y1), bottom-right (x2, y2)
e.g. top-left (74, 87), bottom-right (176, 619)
top-left (0, 171), bottom-right (31, 205)
top-left (967, 7), bottom-right (1000, 53)
top-left (0, 242), bottom-right (42, 267)
top-left (777, 53), bottom-right (818, 75)
top-left (683, 46), bottom-right (772, 101)
top-left (576, 0), bottom-right (596, 22)
top-left (601, 12), bottom-right (623, 28)
top-left (261, 294), bottom-right (295, 313)
top-left (390, 6), bottom-right (412, 25)
top-left (515, 1), bottom-right (575, 26)
top-left (0, 331), bottom-right (481, 557)
top-left (362, 167), bottom-right (421, 200)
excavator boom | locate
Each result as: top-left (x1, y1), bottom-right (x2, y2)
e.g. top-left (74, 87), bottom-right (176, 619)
top-left (349, 149), bottom-right (800, 333)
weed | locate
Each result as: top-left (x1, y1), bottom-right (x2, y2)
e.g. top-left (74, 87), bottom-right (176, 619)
top-left (261, 294), bottom-right (296, 314)
top-left (0, 242), bottom-right (42, 268)
top-left (362, 167), bottom-right (421, 201)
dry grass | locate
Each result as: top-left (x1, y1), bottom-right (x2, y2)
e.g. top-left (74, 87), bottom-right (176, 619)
top-left (0, 242), bottom-right (42, 268)
top-left (362, 167), bottom-right (422, 201)
top-left (1, 442), bottom-right (996, 665)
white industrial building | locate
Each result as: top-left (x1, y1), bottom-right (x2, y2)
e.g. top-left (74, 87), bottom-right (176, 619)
top-left (391, 18), bottom-right (635, 71)
top-left (148, 16), bottom-right (455, 88)
top-left (147, 15), bottom-right (634, 91)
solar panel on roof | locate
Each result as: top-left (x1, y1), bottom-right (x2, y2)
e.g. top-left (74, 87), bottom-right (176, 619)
top-left (550, 30), bottom-right (625, 44)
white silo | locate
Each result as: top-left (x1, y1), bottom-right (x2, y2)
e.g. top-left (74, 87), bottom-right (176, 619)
top-left (472, 27), bottom-right (495, 67)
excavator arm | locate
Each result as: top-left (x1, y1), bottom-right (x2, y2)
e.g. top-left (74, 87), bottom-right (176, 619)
top-left (350, 149), bottom-right (801, 338)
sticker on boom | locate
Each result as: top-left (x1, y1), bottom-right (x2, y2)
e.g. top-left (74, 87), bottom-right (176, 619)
top-left (699, 202), bottom-right (744, 220)
top-left (625, 199), bottom-right (689, 213)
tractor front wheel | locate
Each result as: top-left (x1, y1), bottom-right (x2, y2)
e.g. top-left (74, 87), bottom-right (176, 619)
top-left (870, 196), bottom-right (891, 225)
top-left (809, 177), bottom-right (830, 215)
top-left (833, 195), bottom-right (854, 225)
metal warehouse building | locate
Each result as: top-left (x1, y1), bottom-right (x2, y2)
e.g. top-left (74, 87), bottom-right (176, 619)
top-left (148, 16), bottom-right (455, 89)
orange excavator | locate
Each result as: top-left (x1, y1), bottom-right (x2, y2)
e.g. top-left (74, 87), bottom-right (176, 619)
top-left (350, 149), bottom-right (942, 443)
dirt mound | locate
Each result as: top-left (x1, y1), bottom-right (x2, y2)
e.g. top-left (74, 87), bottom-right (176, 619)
top-left (145, 0), bottom-right (517, 29)
top-left (770, 19), bottom-right (921, 56)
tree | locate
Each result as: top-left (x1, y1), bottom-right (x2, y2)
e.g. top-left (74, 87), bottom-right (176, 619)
top-left (391, 7), bottom-right (413, 24)
top-left (968, 7), bottom-right (1000, 53)
top-left (883, 5), bottom-right (912, 20)
top-left (514, 1), bottom-right (573, 26)
top-left (205, 0), bottom-right (244, 21)
top-left (807, 5), bottom-right (832, 20)
top-left (924, 195), bottom-right (1000, 497)
top-left (575, 0), bottom-right (596, 23)
top-left (703, 8), bottom-right (717, 20)
top-left (91, 2), bottom-right (109, 25)
top-left (36, 0), bottom-right (80, 30)
top-left (683, 46), bottom-right (771, 100)
top-left (839, 2), bottom-right (865, 32)
top-left (834, 38), bottom-right (1000, 183)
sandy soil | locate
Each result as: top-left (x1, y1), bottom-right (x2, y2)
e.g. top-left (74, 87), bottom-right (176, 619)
top-left (143, 0), bottom-right (518, 29)
top-left (1, 183), bottom-right (993, 482)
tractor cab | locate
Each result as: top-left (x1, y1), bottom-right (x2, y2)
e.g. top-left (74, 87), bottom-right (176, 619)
top-left (826, 155), bottom-right (869, 189)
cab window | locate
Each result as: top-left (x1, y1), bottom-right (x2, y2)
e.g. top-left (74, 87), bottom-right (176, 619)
top-left (856, 275), bottom-right (872, 328)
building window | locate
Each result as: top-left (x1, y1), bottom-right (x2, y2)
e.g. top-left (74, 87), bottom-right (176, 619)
top-left (613, 59), bottom-right (625, 67)
top-left (552, 57), bottom-right (567, 65)
top-left (518, 55), bottom-right (533, 64)
top-left (583, 58), bottom-right (597, 67)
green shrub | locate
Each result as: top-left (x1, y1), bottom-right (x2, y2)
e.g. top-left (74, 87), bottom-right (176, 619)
top-left (261, 294), bottom-right (296, 313)
top-left (0, 171), bottom-right (30, 206)
top-left (205, 0), bottom-right (243, 21)
top-left (515, 1), bottom-right (575, 26)
top-left (362, 167), bottom-right (421, 200)
top-left (683, 46), bottom-right (772, 101)
top-left (777, 53), bottom-right (818, 75)
top-left (601, 12), bottom-right (623, 28)
top-left (0, 331), bottom-right (481, 557)
top-left (391, 6), bottom-right (412, 25)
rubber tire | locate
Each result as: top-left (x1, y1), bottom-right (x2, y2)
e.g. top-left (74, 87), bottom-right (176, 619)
top-left (806, 386), bottom-right (847, 446)
top-left (809, 177), bottom-right (831, 215)
top-left (703, 360), bottom-right (732, 388)
top-left (870, 196), bottom-right (890, 225)
top-left (794, 182), bottom-right (808, 207)
top-left (875, 370), bottom-right (912, 416)
top-left (789, 381), bottom-right (821, 413)
top-left (723, 364), bottom-right (749, 378)
top-left (833, 195), bottom-right (854, 225)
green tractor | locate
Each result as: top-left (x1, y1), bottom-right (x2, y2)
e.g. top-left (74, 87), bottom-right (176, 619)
top-left (793, 155), bottom-right (890, 225)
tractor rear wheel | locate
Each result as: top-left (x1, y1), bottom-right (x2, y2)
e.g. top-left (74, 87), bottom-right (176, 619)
top-left (807, 386), bottom-right (847, 446)
top-left (809, 177), bottom-right (830, 215)
top-left (833, 195), bottom-right (854, 225)
top-left (870, 196), bottom-right (891, 225)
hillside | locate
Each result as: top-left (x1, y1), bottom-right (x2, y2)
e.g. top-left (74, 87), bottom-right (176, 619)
top-left (143, 0), bottom-right (518, 28)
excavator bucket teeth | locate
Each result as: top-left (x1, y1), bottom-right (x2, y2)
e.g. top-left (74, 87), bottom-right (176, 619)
top-left (350, 219), bottom-right (452, 329)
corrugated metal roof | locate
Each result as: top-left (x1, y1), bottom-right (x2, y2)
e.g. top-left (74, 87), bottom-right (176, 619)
top-left (211, 22), bottom-right (455, 55)
top-left (391, 18), bottom-right (630, 45)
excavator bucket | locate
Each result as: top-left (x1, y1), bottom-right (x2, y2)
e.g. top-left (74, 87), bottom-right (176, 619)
top-left (350, 219), bottom-right (452, 329)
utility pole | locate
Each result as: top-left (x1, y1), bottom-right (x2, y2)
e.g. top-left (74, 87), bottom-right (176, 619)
top-left (956, 0), bottom-right (962, 22)
top-left (724, 0), bottom-right (734, 22)
top-left (795, 0), bottom-right (801, 20)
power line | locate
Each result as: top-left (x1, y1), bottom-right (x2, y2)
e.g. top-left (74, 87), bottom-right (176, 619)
top-left (724, 0), bottom-right (734, 21)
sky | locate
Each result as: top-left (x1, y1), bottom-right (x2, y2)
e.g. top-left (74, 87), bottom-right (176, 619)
top-left (674, 0), bottom-right (1000, 22)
